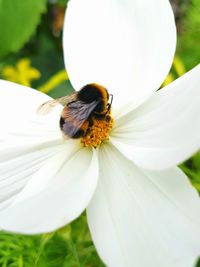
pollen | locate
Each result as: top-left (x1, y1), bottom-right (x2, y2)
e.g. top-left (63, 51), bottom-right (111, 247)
top-left (81, 113), bottom-right (114, 148)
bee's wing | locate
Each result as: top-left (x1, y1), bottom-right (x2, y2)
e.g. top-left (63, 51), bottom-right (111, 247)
top-left (61, 100), bottom-right (100, 137)
top-left (37, 93), bottom-right (77, 115)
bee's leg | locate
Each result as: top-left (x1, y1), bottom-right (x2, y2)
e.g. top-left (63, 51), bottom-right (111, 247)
top-left (107, 103), bottom-right (111, 112)
top-left (107, 94), bottom-right (113, 111)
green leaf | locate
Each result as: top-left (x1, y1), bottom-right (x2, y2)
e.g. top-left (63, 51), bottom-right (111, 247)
top-left (55, 0), bottom-right (69, 7)
top-left (0, 0), bottom-right (47, 58)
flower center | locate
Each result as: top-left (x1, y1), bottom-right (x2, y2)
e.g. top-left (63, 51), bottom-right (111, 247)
top-left (81, 112), bottom-right (114, 148)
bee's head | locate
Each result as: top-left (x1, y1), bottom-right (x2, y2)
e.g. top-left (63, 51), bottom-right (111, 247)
top-left (78, 84), bottom-right (108, 103)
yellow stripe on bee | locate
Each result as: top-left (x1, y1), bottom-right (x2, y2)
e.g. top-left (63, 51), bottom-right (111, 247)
top-left (90, 83), bottom-right (108, 112)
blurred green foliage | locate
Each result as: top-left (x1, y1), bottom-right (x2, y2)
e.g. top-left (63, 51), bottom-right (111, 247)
top-left (0, 0), bottom-right (47, 59)
top-left (0, 215), bottom-right (104, 267)
top-left (177, 0), bottom-right (200, 69)
top-left (0, 0), bottom-right (199, 266)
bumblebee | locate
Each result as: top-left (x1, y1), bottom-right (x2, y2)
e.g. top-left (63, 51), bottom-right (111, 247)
top-left (37, 83), bottom-right (113, 138)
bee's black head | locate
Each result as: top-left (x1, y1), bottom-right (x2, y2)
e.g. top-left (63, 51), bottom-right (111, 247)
top-left (78, 84), bottom-right (108, 103)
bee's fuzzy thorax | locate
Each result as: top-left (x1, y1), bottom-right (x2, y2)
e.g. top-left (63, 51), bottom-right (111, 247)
top-left (78, 83), bottom-right (108, 113)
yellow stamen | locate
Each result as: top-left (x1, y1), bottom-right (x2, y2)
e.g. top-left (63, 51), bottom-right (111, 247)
top-left (81, 112), bottom-right (114, 148)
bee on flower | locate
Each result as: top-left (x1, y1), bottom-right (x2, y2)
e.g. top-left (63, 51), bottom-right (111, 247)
top-left (0, 1), bottom-right (200, 267)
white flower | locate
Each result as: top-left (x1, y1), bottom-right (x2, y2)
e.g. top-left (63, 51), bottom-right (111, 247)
top-left (0, 0), bottom-right (200, 267)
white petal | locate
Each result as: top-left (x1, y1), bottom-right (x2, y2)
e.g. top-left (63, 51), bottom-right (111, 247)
top-left (87, 143), bottom-right (200, 267)
top-left (111, 65), bottom-right (200, 170)
top-left (0, 80), bottom-right (66, 209)
top-left (0, 146), bottom-right (98, 234)
top-left (0, 79), bottom-right (62, 142)
top-left (0, 140), bottom-right (68, 210)
top-left (63, 0), bottom-right (176, 108)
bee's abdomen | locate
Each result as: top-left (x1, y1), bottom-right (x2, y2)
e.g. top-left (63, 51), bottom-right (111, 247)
top-left (71, 129), bottom-right (85, 138)
top-left (59, 117), bottom-right (89, 138)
